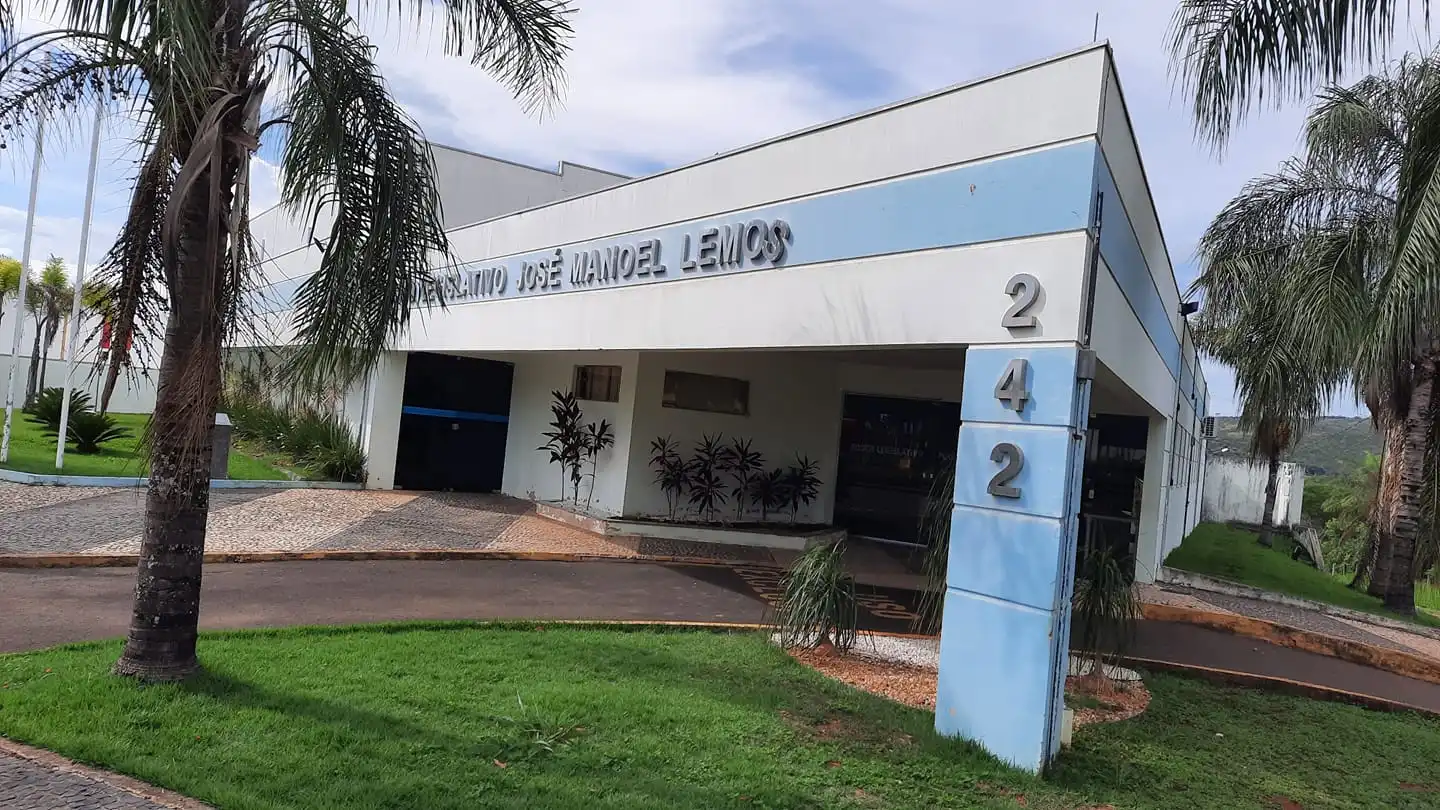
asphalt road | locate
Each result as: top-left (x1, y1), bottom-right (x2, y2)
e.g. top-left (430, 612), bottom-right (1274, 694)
top-left (3, 559), bottom-right (1439, 714)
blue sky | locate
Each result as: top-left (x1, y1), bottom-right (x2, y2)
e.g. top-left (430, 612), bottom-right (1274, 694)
top-left (0, 0), bottom-right (1428, 415)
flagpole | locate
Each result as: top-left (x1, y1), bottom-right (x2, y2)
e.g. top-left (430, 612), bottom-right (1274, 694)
top-left (56, 107), bottom-right (104, 469)
top-left (0, 123), bottom-right (44, 464)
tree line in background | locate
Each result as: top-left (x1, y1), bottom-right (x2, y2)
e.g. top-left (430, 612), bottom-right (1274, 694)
top-left (1172, 0), bottom-right (1440, 615)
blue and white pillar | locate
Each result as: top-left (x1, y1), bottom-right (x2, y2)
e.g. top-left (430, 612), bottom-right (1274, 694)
top-left (936, 343), bottom-right (1091, 772)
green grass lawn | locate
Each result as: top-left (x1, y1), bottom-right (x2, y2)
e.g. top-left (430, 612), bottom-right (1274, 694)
top-left (2, 625), bottom-right (1438, 809)
top-left (1166, 523), bottom-right (1440, 628)
top-left (0, 412), bottom-right (293, 480)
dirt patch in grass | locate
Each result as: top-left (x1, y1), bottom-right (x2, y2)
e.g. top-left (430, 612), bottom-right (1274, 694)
top-left (788, 647), bottom-right (1150, 729)
top-left (1065, 676), bottom-right (1151, 728)
top-left (788, 647), bottom-right (938, 709)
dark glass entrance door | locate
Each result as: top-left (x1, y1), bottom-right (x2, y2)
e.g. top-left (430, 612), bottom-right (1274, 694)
top-left (394, 352), bottom-right (514, 492)
top-left (833, 394), bottom-right (962, 546)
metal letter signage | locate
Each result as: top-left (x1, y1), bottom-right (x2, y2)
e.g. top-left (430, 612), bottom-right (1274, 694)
top-left (1002, 273), bottom-right (1041, 329)
top-left (418, 218), bottom-right (794, 307)
top-left (987, 442), bottom-right (1024, 498)
top-left (993, 358), bottom-right (1030, 412)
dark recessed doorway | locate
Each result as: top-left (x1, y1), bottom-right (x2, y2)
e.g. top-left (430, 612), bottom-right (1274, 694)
top-left (394, 352), bottom-right (514, 492)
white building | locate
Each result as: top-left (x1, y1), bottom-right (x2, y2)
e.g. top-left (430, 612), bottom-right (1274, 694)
top-left (247, 43), bottom-right (1209, 773)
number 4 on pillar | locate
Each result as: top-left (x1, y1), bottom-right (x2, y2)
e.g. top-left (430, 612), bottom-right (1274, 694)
top-left (986, 357), bottom-right (1031, 500)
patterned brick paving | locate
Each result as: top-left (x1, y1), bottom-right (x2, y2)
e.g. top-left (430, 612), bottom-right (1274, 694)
top-left (0, 751), bottom-right (181, 810)
top-left (0, 483), bottom-right (113, 515)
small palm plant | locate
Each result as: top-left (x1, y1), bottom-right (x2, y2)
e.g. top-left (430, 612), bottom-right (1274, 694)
top-left (1071, 546), bottom-right (1139, 687)
top-left (913, 464), bottom-right (955, 634)
top-left (23, 387), bottom-right (95, 433)
top-left (774, 538), bottom-right (858, 652)
top-left (538, 391), bottom-right (585, 504)
top-left (580, 418), bottom-right (614, 510)
top-left (648, 436), bottom-right (687, 520)
top-left (749, 467), bottom-right (787, 521)
top-left (49, 411), bottom-right (133, 454)
top-left (687, 433), bottom-right (729, 523)
top-left (724, 437), bottom-right (764, 521)
top-left (781, 455), bottom-right (822, 522)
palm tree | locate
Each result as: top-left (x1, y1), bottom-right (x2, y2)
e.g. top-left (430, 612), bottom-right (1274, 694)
top-left (1189, 253), bottom-right (1331, 548)
top-left (0, 0), bottom-right (575, 680)
top-left (25, 255), bottom-right (73, 400)
top-left (1189, 53), bottom-right (1440, 613)
top-left (0, 255), bottom-right (19, 335)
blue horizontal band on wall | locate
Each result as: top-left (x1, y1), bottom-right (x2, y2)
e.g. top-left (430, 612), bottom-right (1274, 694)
top-left (1093, 150), bottom-right (1181, 378)
top-left (250, 139), bottom-right (1100, 314)
top-left (401, 406), bottom-right (509, 423)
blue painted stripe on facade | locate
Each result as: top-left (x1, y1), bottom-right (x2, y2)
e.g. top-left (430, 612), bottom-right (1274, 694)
top-left (1093, 150), bottom-right (1181, 377)
top-left (959, 346), bottom-right (1079, 427)
top-left (401, 406), bottom-right (509, 423)
top-left (936, 590), bottom-right (1064, 770)
top-left (952, 424), bottom-right (1075, 519)
top-left (946, 508), bottom-right (1068, 612)
top-left (251, 140), bottom-right (1100, 314)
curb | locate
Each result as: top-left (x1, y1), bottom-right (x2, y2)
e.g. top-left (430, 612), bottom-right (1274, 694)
top-left (0, 737), bottom-right (213, 810)
top-left (0, 548), bottom-right (751, 570)
top-left (1140, 602), bottom-right (1440, 687)
top-left (1157, 566), bottom-right (1440, 642)
top-left (1120, 655), bottom-right (1440, 718)
top-left (0, 467), bottom-right (362, 490)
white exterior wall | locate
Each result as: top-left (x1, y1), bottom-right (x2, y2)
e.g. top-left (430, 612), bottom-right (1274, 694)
top-left (0, 352), bottom-right (158, 414)
top-left (1201, 458), bottom-right (1306, 527)
top-left (397, 234), bottom-right (1088, 355)
top-left (497, 350), bottom-right (641, 514)
top-left (461, 349), bottom-right (964, 522)
top-left (1089, 50), bottom-right (1210, 579)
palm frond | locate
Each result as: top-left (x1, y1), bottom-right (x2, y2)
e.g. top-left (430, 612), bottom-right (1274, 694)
top-left (258, 0), bottom-right (450, 390)
top-left (1168, 0), bottom-right (1421, 147)
top-left (359, 0), bottom-right (574, 113)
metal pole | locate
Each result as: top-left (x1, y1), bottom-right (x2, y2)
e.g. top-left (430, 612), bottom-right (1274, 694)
top-left (1, 124), bottom-right (44, 463)
top-left (56, 108), bottom-right (104, 469)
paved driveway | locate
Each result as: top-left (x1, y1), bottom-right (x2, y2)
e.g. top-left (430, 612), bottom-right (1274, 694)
top-left (0, 485), bottom-right (778, 562)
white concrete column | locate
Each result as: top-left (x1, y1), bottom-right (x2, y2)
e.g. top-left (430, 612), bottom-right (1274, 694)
top-left (1133, 413), bottom-right (1170, 582)
top-left (361, 351), bottom-right (407, 490)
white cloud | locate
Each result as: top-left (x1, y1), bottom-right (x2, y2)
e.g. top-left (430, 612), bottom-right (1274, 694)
top-left (3, 1), bottom-right (1425, 416)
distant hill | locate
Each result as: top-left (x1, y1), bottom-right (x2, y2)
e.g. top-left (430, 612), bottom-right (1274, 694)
top-left (1208, 416), bottom-right (1380, 476)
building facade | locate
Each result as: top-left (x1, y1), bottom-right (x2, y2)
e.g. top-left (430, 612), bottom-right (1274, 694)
top-left (247, 43), bottom-right (1209, 772)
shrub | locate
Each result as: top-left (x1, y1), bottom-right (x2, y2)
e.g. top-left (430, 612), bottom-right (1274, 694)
top-left (774, 539), bottom-right (857, 652)
top-left (1071, 546), bottom-right (1139, 680)
top-left (284, 408), bottom-right (333, 458)
top-left (723, 437), bottom-right (764, 520)
top-left (749, 467), bottom-right (787, 521)
top-left (50, 410), bottom-right (131, 454)
top-left (23, 387), bottom-right (93, 432)
top-left (648, 436), bottom-right (688, 520)
top-left (298, 413), bottom-right (367, 483)
top-left (538, 390), bottom-right (586, 503)
top-left (686, 434), bottom-right (729, 522)
top-left (781, 454), bottom-right (822, 521)
top-left (913, 463), bottom-right (955, 634)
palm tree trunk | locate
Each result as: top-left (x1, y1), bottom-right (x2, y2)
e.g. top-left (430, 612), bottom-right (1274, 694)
top-left (25, 320), bottom-right (42, 404)
top-left (113, 190), bottom-right (225, 681)
top-left (1351, 524), bottom-right (1380, 589)
top-left (1258, 450), bottom-right (1281, 548)
top-left (99, 344), bottom-right (125, 414)
top-left (1368, 421), bottom-right (1404, 598)
top-left (37, 336), bottom-right (49, 393)
top-left (1372, 354), bottom-right (1437, 615)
